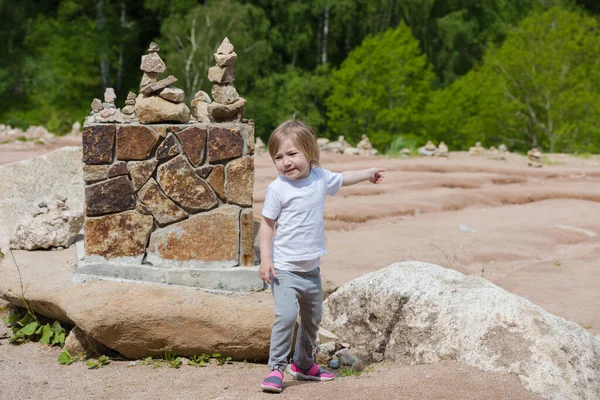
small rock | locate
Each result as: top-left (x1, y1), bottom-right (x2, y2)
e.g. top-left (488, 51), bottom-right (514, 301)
top-left (38, 201), bottom-right (47, 208)
top-left (216, 37), bottom-right (234, 55)
top-left (104, 88), bottom-right (116, 103)
top-left (372, 352), bottom-right (384, 362)
top-left (335, 348), bottom-right (358, 366)
top-left (102, 102), bottom-right (116, 109)
top-left (148, 42), bottom-right (160, 53)
top-left (159, 86), bottom-right (185, 103)
top-left (91, 98), bottom-right (103, 112)
top-left (328, 359), bottom-right (339, 369)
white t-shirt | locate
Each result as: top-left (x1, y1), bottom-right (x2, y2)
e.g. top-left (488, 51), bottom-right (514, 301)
top-left (262, 167), bottom-right (343, 270)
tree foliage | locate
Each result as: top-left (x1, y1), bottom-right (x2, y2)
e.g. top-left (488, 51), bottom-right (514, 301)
top-left (327, 24), bottom-right (434, 150)
top-left (426, 7), bottom-right (600, 153)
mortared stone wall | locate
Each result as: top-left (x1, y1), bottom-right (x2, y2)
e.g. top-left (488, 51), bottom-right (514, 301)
top-left (78, 121), bottom-right (260, 291)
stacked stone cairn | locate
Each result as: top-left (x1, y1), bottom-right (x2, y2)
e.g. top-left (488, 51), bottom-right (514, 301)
top-left (207, 38), bottom-right (247, 122)
top-left (135, 42), bottom-right (190, 124)
top-left (255, 136), bottom-right (266, 154)
top-left (77, 39), bottom-right (261, 292)
top-left (356, 134), bottom-right (378, 156)
top-left (527, 147), bottom-right (543, 168)
top-left (89, 88), bottom-right (125, 124)
top-left (418, 140), bottom-right (437, 156)
top-left (469, 141), bottom-right (485, 156)
top-left (498, 143), bottom-right (509, 159)
top-left (121, 92), bottom-right (137, 122)
top-left (435, 141), bottom-right (449, 157)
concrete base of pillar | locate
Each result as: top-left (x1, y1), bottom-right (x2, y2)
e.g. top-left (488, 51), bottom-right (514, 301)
top-left (73, 239), bottom-right (265, 292)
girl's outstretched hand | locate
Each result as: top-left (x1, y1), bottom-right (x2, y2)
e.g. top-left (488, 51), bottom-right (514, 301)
top-left (259, 259), bottom-right (277, 284)
top-left (368, 168), bottom-right (385, 184)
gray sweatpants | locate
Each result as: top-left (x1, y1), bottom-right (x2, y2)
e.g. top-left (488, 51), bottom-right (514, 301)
top-left (268, 267), bottom-right (322, 371)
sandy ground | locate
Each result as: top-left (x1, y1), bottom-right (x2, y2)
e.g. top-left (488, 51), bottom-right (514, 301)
top-left (2, 139), bottom-right (600, 399)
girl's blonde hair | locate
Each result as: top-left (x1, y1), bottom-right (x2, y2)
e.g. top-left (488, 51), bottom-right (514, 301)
top-left (268, 118), bottom-right (320, 168)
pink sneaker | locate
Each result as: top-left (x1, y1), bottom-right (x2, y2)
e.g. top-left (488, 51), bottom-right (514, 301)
top-left (260, 369), bottom-right (284, 393)
top-left (286, 361), bottom-right (334, 381)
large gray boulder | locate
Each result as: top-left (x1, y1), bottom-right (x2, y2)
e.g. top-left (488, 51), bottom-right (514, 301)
top-left (322, 262), bottom-right (600, 400)
top-left (0, 147), bottom-right (83, 254)
top-left (0, 247), bottom-right (273, 360)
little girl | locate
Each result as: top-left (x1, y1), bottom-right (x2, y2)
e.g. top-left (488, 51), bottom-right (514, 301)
top-left (259, 119), bottom-right (385, 393)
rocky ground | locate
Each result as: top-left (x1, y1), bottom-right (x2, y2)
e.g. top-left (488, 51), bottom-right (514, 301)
top-left (2, 139), bottom-right (600, 399)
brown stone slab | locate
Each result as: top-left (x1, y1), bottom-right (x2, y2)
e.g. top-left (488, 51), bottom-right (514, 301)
top-left (156, 155), bottom-right (217, 211)
top-left (85, 176), bottom-right (136, 216)
top-left (108, 161), bottom-right (128, 178)
top-left (129, 159), bottom-right (158, 191)
top-left (82, 125), bottom-right (115, 165)
top-left (148, 205), bottom-right (239, 263)
top-left (116, 125), bottom-right (160, 160)
top-left (138, 178), bottom-right (187, 226)
top-left (240, 208), bottom-right (254, 266)
top-left (83, 165), bottom-right (108, 183)
top-left (140, 75), bottom-right (177, 96)
top-left (208, 126), bottom-right (243, 162)
top-left (156, 133), bottom-right (180, 161)
top-left (195, 165), bottom-right (213, 179)
top-left (206, 164), bottom-right (225, 200)
top-left (85, 210), bottom-right (153, 258)
top-left (176, 126), bottom-right (207, 167)
top-left (245, 121), bottom-right (255, 156)
top-left (225, 156), bottom-right (254, 207)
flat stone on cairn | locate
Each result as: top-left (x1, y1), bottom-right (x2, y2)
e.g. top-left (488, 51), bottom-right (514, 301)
top-left (207, 37), bottom-right (246, 122)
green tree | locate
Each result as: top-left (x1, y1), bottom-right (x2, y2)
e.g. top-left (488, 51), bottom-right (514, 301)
top-left (482, 7), bottom-right (600, 152)
top-left (246, 65), bottom-right (331, 140)
top-left (326, 23), bottom-right (434, 150)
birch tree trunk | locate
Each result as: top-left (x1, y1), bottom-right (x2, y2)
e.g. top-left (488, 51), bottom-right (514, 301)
top-left (322, 0), bottom-right (329, 65)
top-left (116, 1), bottom-right (125, 91)
top-left (96, 0), bottom-right (111, 89)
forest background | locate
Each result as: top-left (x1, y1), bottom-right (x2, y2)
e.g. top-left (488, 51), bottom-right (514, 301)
top-left (2, 0), bottom-right (600, 154)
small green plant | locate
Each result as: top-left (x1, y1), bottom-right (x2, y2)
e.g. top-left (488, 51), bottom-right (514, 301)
top-left (86, 355), bottom-right (110, 369)
top-left (0, 248), bottom-right (4, 257)
top-left (142, 348), bottom-right (182, 368)
top-left (16, 136), bottom-right (28, 142)
top-left (188, 354), bottom-right (211, 367)
top-left (385, 135), bottom-right (419, 157)
top-left (338, 365), bottom-right (374, 377)
top-left (574, 152), bottom-right (592, 159)
top-left (3, 307), bottom-right (67, 346)
top-left (212, 352), bottom-right (232, 365)
top-left (553, 259), bottom-right (562, 267)
top-left (58, 350), bottom-right (86, 365)
top-left (541, 155), bottom-right (562, 166)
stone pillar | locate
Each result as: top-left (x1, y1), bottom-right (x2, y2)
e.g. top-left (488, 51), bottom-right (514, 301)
top-left (75, 121), bottom-right (263, 292)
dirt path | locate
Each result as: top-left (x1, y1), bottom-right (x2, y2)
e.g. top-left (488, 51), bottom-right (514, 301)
top-left (2, 141), bottom-right (600, 398)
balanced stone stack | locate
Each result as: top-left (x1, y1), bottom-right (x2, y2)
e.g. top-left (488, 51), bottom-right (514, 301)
top-left (121, 92), bottom-right (137, 122)
top-left (435, 141), bottom-right (449, 157)
top-left (191, 90), bottom-right (212, 123)
top-left (135, 42), bottom-right (190, 124)
top-left (527, 147), bottom-right (543, 168)
top-left (88, 88), bottom-right (125, 124)
top-left (207, 38), bottom-right (247, 122)
top-left (469, 141), bottom-right (485, 156)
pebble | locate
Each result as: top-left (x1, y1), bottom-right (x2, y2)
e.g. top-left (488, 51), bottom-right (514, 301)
top-left (328, 359), bottom-right (339, 369)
